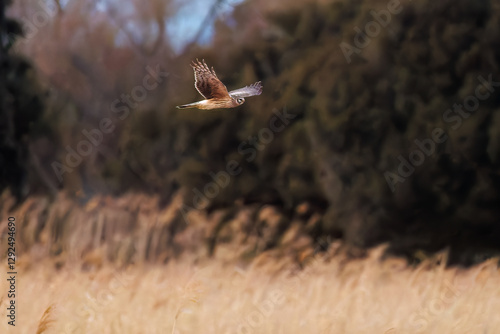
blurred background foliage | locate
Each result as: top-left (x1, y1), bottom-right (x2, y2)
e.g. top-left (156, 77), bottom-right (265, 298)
top-left (1, 0), bottom-right (500, 264)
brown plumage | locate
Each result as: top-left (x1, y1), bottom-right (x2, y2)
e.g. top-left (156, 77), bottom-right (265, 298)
top-left (176, 59), bottom-right (262, 110)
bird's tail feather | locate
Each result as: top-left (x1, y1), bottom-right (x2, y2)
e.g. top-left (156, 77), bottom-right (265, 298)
top-left (176, 102), bottom-right (199, 109)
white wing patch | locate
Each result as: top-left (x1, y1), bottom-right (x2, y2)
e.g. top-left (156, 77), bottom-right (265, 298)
top-left (228, 81), bottom-right (263, 99)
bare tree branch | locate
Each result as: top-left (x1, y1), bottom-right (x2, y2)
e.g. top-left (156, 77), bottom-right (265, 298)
top-left (184, 0), bottom-right (226, 52)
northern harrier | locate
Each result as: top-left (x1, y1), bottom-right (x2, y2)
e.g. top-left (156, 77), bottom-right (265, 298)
top-left (176, 59), bottom-right (262, 110)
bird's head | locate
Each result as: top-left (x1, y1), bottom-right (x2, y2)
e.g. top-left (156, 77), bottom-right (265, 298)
top-left (235, 97), bottom-right (245, 105)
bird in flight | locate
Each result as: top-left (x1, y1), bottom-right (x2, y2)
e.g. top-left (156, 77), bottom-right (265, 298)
top-left (176, 59), bottom-right (262, 110)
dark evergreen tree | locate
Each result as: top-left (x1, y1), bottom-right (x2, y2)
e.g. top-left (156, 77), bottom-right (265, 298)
top-left (0, 0), bottom-right (45, 200)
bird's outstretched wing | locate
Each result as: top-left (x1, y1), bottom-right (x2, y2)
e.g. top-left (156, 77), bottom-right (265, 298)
top-left (191, 59), bottom-right (230, 100)
top-left (228, 81), bottom-right (263, 98)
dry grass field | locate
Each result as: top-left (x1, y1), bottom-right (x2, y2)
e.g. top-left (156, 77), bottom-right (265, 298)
top-left (1, 247), bottom-right (499, 334)
top-left (1, 192), bottom-right (500, 333)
